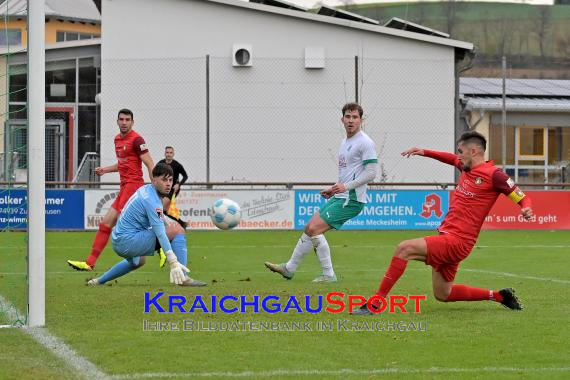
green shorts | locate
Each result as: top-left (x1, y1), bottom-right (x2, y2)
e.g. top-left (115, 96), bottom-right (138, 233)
top-left (318, 197), bottom-right (365, 230)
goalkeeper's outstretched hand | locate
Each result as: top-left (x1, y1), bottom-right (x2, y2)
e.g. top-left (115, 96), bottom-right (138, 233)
top-left (169, 261), bottom-right (190, 285)
top-left (164, 250), bottom-right (189, 285)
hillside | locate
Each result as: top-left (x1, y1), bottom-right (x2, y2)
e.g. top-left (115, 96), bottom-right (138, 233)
top-left (344, 1), bottom-right (570, 78)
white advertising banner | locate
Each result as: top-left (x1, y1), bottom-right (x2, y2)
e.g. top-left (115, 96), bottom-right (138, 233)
top-left (84, 189), bottom-right (121, 230)
top-left (83, 189), bottom-right (295, 230)
top-left (176, 190), bottom-right (294, 230)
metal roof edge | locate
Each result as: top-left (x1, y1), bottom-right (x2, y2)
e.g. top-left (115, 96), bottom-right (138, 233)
top-left (202, 0), bottom-right (473, 51)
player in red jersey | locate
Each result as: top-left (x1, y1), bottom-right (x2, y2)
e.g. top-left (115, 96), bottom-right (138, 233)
top-left (67, 109), bottom-right (155, 271)
top-left (353, 131), bottom-right (534, 315)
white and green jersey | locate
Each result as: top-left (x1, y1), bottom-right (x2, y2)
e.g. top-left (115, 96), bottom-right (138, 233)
top-left (334, 131), bottom-right (378, 203)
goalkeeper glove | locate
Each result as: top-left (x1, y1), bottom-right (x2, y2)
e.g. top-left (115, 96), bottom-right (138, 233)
top-left (165, 250), bottom-right (189, 285)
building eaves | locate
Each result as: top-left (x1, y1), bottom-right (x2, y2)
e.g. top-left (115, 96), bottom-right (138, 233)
top-left (0, 38), bottom-right (101, 56)
top-left (461, 77), bottom-right (570, 97)
top-left (0, 0), bottom-right (101, 23)
top-left (203, 0), bottom-right (473, 51)
top-left (464, 96), bottom-right (570, 113)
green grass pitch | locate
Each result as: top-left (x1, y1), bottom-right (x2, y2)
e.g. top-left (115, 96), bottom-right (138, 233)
top-left (1, 230), bottom-right (569, 379)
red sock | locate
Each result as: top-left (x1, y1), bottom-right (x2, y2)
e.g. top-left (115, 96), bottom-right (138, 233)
top-left (445, 284), bottom-right (500, 302)
top-left (86, 224), bottom-right (112, 267)
top-left (371, 257), bottom-right (408, 307)
top-left (493, 290), bottom-right (503, 303)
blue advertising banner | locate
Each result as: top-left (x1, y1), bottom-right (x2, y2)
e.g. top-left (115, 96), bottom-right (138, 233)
top-left (0, 189), bottom-right (84, 229)
top-left (295, 190), bottom-right (449, 230)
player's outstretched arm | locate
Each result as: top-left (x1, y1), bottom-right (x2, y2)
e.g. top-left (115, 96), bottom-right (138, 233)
top-left (405, 148), bottom-right (461, 168)
top-left (95, 163), bottom-right (118, 176)
top-left (146, 204), bottom-right (188, 284)
top-left (401, 147), bottom-right (425, 158)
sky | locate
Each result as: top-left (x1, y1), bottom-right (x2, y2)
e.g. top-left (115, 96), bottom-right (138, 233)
top-left (257, 0), bottom-right (554, 10)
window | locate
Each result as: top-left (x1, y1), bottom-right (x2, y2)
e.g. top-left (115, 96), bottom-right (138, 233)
top-left (489, 124), bottom-right (566, 186)
top-left (65, 32), bottom-right (79, 41)
top-left (518, 127), bottom-right (546, 159)
top-left (0, 29), bottom-right (22, 46)
top-left (8, 65), bottom-right (27, 102)
top-left (489, 125), bottom-right (515, 165)
top-left (78, 105), bottom-right (98, 168)
top-left (46, 59), bottom-right (76, 102)
top-left (56, 31), bottom-right (100, 42)
top-left (78, 57), bottom-right (98, 103)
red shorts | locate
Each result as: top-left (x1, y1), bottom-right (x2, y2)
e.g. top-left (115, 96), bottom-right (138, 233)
top-left (111, 181), bottom-right (144, 212)
top-left (424, 234), bottom-right (474, 282)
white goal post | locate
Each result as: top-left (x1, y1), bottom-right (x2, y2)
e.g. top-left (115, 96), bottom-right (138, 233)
top-left (28, 0), bottom-right (46, 327)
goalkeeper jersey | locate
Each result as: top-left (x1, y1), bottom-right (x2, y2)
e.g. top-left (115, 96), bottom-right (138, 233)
top-left (112, 184), bottom-right (172, 253)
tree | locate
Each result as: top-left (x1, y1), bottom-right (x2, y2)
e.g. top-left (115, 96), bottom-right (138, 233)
top-left (443, 0), bottom-right (458, 36)
top-left (534, 5), bottom-right (552, 59)
top-left (414, 2), bottom-right (429, 26)
top-left (497, 17), bottom-right (514, 57)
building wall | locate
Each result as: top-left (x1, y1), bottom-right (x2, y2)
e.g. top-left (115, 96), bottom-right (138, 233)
top-left (101, 0), bottom-right (459, 183)
top-left (45, 19), bottom-right (100, 44)
top-left (1, 18), bottom-right (100, 46)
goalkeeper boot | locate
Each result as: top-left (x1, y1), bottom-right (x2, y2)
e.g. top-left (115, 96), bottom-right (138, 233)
top-left (158, 248), bottom-right (167, 269)
top-left (86, 278), bottom-right (100, 286)
top-left (311, 274), bottom-right (337, 283)
top-left (264, 262), bottom-right (294, 280)
top-left (180, 278), bottom-right (207, 287)
top-left (67, 260), bottom-right (93, 271)
top-left (499, 288), bottom-right (523, 310)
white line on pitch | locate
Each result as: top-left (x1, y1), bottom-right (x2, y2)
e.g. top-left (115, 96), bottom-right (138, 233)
top-left (0, 295), bottom-right (110, 380)
top-left (112, 366), bottom-right (570, 379)
top-left (463, 269), bottom-right (570, 284)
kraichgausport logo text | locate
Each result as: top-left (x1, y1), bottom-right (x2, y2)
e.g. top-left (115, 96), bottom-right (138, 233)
top-left (144, 292), bottom-right (427, 314)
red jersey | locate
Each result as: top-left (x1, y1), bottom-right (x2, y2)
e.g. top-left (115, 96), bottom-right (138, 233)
top-left (424, 150), bottom-right (529, 245)
top-left (114, 130), bottom-right (149, 184)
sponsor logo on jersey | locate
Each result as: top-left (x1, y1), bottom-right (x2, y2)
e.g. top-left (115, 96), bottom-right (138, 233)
top-left (475, 177), bottom-right (483, 185)
top-left (338, 155), bottom-right (347, 168)
top-left (456, 184), bottom-right (475, 197)
top-left (507, 178), bottom-right (515, 188)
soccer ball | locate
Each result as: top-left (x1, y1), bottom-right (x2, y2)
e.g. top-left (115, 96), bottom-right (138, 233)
top-left (210, 198), bottom-right (241, 230)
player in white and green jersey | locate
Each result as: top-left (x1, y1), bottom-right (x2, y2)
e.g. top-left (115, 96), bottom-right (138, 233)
top-left (265, 102), bottom-right (378, 283)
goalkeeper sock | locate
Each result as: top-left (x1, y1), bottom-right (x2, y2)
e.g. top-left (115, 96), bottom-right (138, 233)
top-left (312, 235), bottom-right (334, 277)
top-left (98, 259), bottom-right (136, 284)
top-left (86, 224), bottom-right (112, 267)
top-left (170, 233), bottom-right (188, 267)
top-left (286, 233), bottom-right (312, 272)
